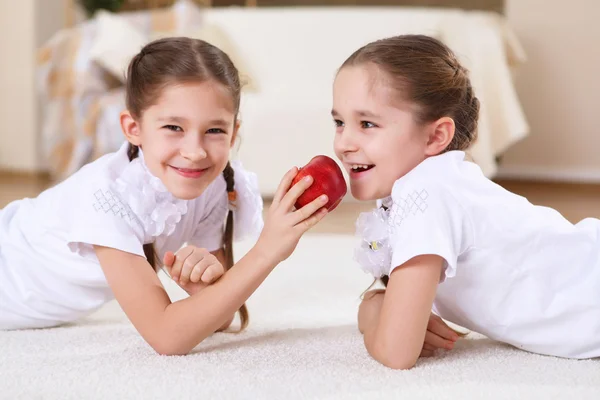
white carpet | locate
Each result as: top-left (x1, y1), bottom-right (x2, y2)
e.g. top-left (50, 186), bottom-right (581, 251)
top-left (1, 234), bottom-right (599, 399)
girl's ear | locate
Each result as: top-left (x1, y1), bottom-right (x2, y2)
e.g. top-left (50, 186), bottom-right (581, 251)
top-left (425, 117), bottom-right (455, 156)
top-left (230, 120), bottom-right (241, 149)
top-left (121, 110), bottom-right (142, 146)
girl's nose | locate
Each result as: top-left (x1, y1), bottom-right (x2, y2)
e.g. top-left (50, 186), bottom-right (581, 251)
top-left (335, 129), bottom-right (360, 155)
top-left (181, 144), bottom-right (207, 162)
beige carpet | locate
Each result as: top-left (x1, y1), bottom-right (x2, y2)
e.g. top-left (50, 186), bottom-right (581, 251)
top-left (1, 234), bottom-right (599, 399)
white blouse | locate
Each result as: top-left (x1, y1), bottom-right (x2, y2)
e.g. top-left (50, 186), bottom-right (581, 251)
top-left (0, 141), bottom-right (264, 330)
top-left (353, 151), bottom-right (600, 360)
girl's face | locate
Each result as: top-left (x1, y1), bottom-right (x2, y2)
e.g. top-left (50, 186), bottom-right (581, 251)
top-left (121, 81), bottom-right (238, 200)
top-left (332, 66), bottom-right (430, 201)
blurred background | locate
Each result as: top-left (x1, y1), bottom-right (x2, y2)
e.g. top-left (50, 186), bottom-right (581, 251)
top-left (0, 0), bottom-right (599, 232)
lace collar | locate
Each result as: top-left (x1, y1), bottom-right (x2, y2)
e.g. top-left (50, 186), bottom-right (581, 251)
top-left (112, 150), bottom-right (188, 243)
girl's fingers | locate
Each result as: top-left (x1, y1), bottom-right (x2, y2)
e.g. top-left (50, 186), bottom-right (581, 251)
top-left (169, 246), bottom-right (194, 281)
top-left (290, 194), bottom-right (329, 226)
top-left (189, 257), bottom-right (216, 284)
top-left (279, 175), bottom-right (314, 211)
top-left (425, 330), bottom-right (455, 350)
top-left (420, 349), bottom-right (435, 358)
top-left (189, 262), bottom-right (205, 284)
top-left (272, 167), bottom-right (299, 207)
top-left (428, 314), bottom-right (460, 342)
top-left (179, 256), bottom-right (202, 285)
top-left (423, 343), bottom-right (437, 352)
top-left (163, 251), bottom-right (175, 268)
top-left (293, 206), bottom-right (328, 234)
top-left (180, 250), bottom-right (210, 285)
top-left (199, 262), bottom-right (224, 284)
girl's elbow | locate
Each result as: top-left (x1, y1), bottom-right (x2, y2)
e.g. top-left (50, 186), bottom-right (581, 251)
top-left (371, 342), bottom-right (419, 370)
top-left (151, 340), bottom-right (191, 356)
top-left (147, 332), bottom-right (196, 356)
top-left (217, 315), bottom-right (234, 332)
top-left (379, 355), bottom-right (417, 370)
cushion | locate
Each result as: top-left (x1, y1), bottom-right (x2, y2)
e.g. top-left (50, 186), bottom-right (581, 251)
top-left (89, 9), bottom-right (258, 91)
top-left (89, 10), bottom-right (148, 81)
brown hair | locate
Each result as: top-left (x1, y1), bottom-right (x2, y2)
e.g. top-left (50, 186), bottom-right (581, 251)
top-left (343, 35), bottom-right (480, 289)
top-left (125, 37), bottom-right (248, 331)
top-left (340, 34), bottom-right (480, 153)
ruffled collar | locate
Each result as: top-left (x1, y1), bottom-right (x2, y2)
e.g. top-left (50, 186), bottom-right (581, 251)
top-left (113, 149), bottom-right (188, 243)
top-left (353, 193), bottom-right (398, 278)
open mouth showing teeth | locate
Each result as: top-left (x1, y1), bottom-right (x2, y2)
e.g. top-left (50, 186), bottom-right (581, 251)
top-left (351, 164), bottom-right (375, 172)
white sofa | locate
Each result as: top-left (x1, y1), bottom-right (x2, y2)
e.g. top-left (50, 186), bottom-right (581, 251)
top-left (208, 7), bottom-right (529, 197)
top-left (38, 1), bottom-right (529, 198)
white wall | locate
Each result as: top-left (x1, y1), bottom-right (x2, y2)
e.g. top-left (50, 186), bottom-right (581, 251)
top-left (498, 0), bottom-right (600, 182)
top-left (0, 0), bottom-right (37, 171)
top-left (0, 0), bottom-right (64, 172)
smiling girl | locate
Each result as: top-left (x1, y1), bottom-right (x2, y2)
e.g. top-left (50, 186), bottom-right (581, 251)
top-left (0, 37), bottom-right (330, 355)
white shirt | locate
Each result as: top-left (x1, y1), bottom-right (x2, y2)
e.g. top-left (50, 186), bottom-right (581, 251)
top-left (0, 141), bottom-right (264, 330)
top-left (354, 151), bottom-right (600, 359)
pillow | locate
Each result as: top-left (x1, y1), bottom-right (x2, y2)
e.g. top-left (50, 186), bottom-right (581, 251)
top-left (89, 9), bottom-right (258, 92)
top-left (89, 10), bottom-right (149, 82)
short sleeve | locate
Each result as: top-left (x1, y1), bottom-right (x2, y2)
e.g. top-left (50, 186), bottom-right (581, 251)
top-left (387, 182), bottom-right (466, 282)
top-left (65, 183), bottom-right (146, 258)
top-left (188, 189), bottom-right (228, 252)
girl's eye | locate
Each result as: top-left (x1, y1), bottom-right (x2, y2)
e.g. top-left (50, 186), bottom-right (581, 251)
top-left (163, 125), bottom-right (183, 132)
top-left (361, 121), bottom-right (377, 129)
top-left (334, 119), bottom-right (344, 127)
top-left (206, 128), bottom-right (226, 134)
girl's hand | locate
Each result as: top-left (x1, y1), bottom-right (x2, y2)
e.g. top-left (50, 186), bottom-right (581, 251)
top-left (359, 289), bottom-right (460, 358)
top-left (163, 246), bottom-right (224, 295)
top-left (254, 167), bottom-right (329, 265)
top-left (421, 313), bottom-right (460, 357)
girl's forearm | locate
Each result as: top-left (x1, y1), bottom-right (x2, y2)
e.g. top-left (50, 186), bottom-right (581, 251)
top-left (359, 295), bottom-right (386, 361)
top-left (97, 167), bottom-right (326, 356)
top-left (358, 291), bottom-right (384, 334)
top-left (159, 246), bottom-right (275, 354)
top-left (365, 256), bottom-right (443, 369)
top-left (363, 323), bottom-right (380, 359)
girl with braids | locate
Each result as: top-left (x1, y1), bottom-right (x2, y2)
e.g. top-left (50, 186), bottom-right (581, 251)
top-left (0, 37), bottom-right (330, 354)
top-left (333, 35), bottom-right (600, 369)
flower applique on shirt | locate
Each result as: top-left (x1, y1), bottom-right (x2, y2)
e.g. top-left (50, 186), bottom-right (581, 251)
top-left (353, 197), bottom-right (394, 278)
top-left (353, 188), bottom-right (430, 278)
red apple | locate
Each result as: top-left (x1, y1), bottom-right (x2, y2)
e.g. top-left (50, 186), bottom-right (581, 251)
top-left (290, 155), bottom-right (347, 212)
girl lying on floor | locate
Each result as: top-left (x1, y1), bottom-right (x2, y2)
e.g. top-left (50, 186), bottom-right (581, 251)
top-left (332, 34), bottom-right (600, 369)
top-left (0, 37), bottom-right (331, 355)
top-left (0, 36), bottom-right (459, 359)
